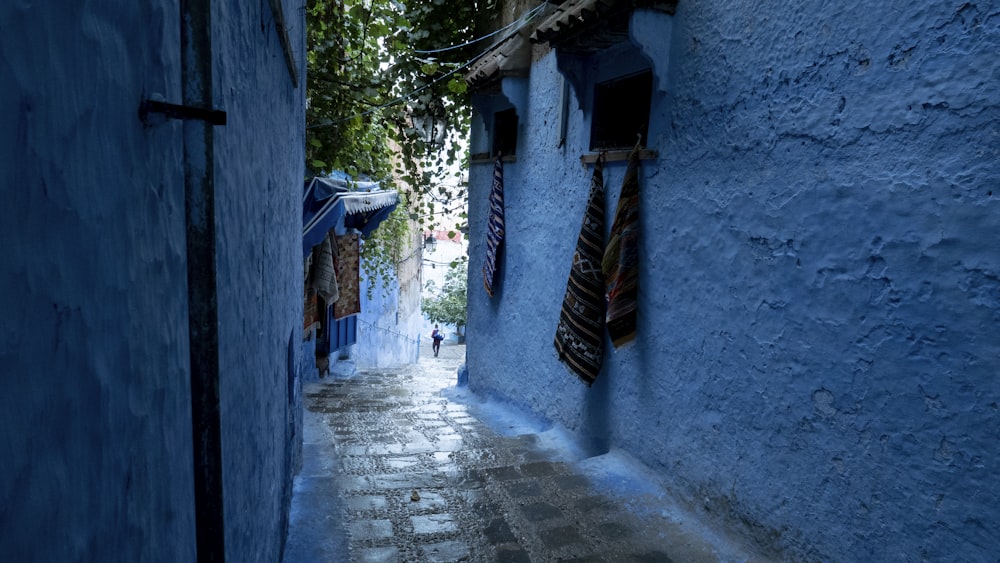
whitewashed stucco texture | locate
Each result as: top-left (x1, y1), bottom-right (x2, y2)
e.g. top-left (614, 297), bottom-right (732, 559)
top-left (465, 2), bottom-right (999, 560)
top-left (0, 2), bottom-right (306, 561)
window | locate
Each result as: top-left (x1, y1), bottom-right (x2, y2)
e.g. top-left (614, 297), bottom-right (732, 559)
top-left (492, 108), bottom-right (518, 157)
top-left (589, 69), bottom-right (653, 150)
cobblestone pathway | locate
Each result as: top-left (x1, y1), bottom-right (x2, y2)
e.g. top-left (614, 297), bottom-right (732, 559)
top-left (284, 343), bottom-right (762, 562)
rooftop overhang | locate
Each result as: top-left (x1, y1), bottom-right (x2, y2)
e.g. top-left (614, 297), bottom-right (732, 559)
top-left (465, 29), bottom-right (531, 91)
top-left (464, 2), bottom-right (562, 91)
top-left (464, 27), bottom-right (534, 92)
top-left (530, 0), bottom-right (677, 54)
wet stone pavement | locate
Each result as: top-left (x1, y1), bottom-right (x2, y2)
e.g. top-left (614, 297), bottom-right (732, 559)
top-left (283, 343), bottom-right (761, 563)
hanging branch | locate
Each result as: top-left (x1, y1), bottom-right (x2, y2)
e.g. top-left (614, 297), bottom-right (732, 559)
top-left (304, 0), bottom-right (495, 292)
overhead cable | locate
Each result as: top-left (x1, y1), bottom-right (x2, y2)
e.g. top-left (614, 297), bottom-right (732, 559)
top-left (307, 3), bottom-right (549, 130)
top-left (412, 2), bottom-right (549, 54)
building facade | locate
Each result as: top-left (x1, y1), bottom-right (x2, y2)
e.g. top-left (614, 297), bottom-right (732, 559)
top-left (464, 1), bottom-right (999, 560)
top-left (1, 1), bottom-right (306, 561)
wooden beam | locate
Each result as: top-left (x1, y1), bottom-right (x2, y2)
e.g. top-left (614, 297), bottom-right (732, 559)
top-left (580, 148), bottom-right (658, 165)
top-left (470, 153), bottom-right (518, 164)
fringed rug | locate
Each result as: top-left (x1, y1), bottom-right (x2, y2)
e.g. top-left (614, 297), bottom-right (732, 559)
top-left (482, 156), bottom-right (505, 297)
top-left (602, 147), bottom-right (641, 347)
top-left (554, 157), bottom-right (606, 385)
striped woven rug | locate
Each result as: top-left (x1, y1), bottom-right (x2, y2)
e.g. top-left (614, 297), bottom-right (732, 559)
top-left (483, 156), bottom-right (505, 297)
top-left (603, 146), bottom-right (640, 347)
top-left (554, 157), bottom-right (606, 385)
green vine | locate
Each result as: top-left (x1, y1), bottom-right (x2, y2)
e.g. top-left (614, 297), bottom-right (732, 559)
top-left (359, 192), bottom-right (412, 298)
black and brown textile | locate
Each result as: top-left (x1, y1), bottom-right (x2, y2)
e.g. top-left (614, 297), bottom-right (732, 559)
top-left (554, 157), bottom-right (606, 384)
top-left (602, 146), bottom-right (641, 347)
top-left (482, 156), bottom-right (505, 297)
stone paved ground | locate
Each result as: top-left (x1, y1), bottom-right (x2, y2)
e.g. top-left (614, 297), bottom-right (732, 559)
top-left (283, 342), bottom-right (766, 562)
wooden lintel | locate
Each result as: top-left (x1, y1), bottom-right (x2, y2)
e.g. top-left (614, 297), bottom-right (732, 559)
top-left (580, 149), bottom-right (659, 166)
top-left (470, 154), bottom-right (518, 164)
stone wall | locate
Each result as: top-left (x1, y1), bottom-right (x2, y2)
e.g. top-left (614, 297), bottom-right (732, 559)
top-left (465, 2), bottom-right (999, 560)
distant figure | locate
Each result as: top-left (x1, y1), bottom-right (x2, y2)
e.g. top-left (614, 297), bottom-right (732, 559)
top-left (431, 325), bottom-right (444, 357)
top-left (316, 354), bottom-right (330, 378)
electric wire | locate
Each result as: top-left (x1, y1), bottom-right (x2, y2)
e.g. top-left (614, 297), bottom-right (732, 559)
top-left (356, 318), bottom-right (421, 345)
top-left (307, 3), bottom-right (550, 130)
top-left (412, 2), bottom-right (549, 54)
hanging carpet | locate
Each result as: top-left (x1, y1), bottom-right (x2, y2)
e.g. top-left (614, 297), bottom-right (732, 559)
top-left (482, 156), bottom-right (505, 297)
top-left (303, 287), bottom-right (318, 333)
top-left (310, 231), bottom-right (340, 304)
top-left (602, 146), bottom-right (641, 347)
top-left (554, 156), bottom-right (606, 385)
top-left (333, 233), bottom-right (361, 319)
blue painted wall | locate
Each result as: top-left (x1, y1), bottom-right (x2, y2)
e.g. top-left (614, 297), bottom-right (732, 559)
top-left (465, 2), bottom-right (999, 560)
top-left (214, 1), bottom-right (306, 560)
top-left (0, 1), bottom-right (306, 561)
top-left (353, 235), bottom-right (424, 369)
top-left (301, 219), bottom-right (423, 375)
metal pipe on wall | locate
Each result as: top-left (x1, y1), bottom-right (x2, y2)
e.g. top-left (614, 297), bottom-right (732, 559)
top-left (180, 0), bottom-right (226, 561)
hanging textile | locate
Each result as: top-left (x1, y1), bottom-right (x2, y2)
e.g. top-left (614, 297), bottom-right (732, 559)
top-left (602, 146), bottom-right (641, 347)
top-left (310, 231), bottom-right (339, 304)
top-left (554, 156), bottom-right (606, 385)
top-left (333, 233), bottom-right (361, 319)
top-left (304, 287), bottom-right (319, 334)
top-left (482, 155), bottom-right (505, 297)
top-left (303, 254), bottom-right (318, 335)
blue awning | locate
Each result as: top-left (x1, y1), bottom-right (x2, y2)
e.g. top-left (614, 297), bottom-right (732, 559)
top-left (303, 176), bottom-right (399, 256)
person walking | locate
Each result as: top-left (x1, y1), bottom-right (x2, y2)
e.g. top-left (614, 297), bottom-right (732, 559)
top-left (431, 325), bottom-right (444, 357)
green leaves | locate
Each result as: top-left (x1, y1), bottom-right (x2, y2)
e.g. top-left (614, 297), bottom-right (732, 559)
top-left (446, 77), bottom-right (467, 94)
top-left (358, 190), bottom-right (415, 299)
top-left (422, 260), bottom-right (468, 331)
top-left (305, 0), bottom-right (496, 286)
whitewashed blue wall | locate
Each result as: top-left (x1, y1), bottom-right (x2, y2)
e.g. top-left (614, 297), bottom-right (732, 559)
top-left (353, 243), bottom-right (424, 369)
top-left (214, 2), bottom-right (306, 560)
top-left (465, 2), bottom-right (999, 560)
top-left (0, 1), bottom-right (306, 561)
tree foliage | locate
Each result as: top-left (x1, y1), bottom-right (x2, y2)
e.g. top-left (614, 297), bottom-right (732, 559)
top-left (305, 0), bottom-right (496, 289)
top-left (423, 260), bottom-right (467, 334)
top-left (305, 0), bottom-right (494, 223)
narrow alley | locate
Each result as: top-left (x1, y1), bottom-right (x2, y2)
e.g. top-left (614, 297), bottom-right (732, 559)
top-left (283, 341), bottom-right (764, 563)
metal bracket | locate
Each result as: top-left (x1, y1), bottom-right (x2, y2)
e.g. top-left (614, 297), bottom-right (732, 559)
top-left (139, 99), bottom-right (227, 126)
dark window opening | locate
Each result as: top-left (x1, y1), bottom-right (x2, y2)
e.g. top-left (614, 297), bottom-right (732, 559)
top-left (590, 69), bottom-right (653, 150)
top-left (492, 108), bottom-right (518, 157)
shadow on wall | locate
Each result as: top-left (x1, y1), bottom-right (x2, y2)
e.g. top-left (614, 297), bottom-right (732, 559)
top-left (584, 369), bottom-right (613, 458)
